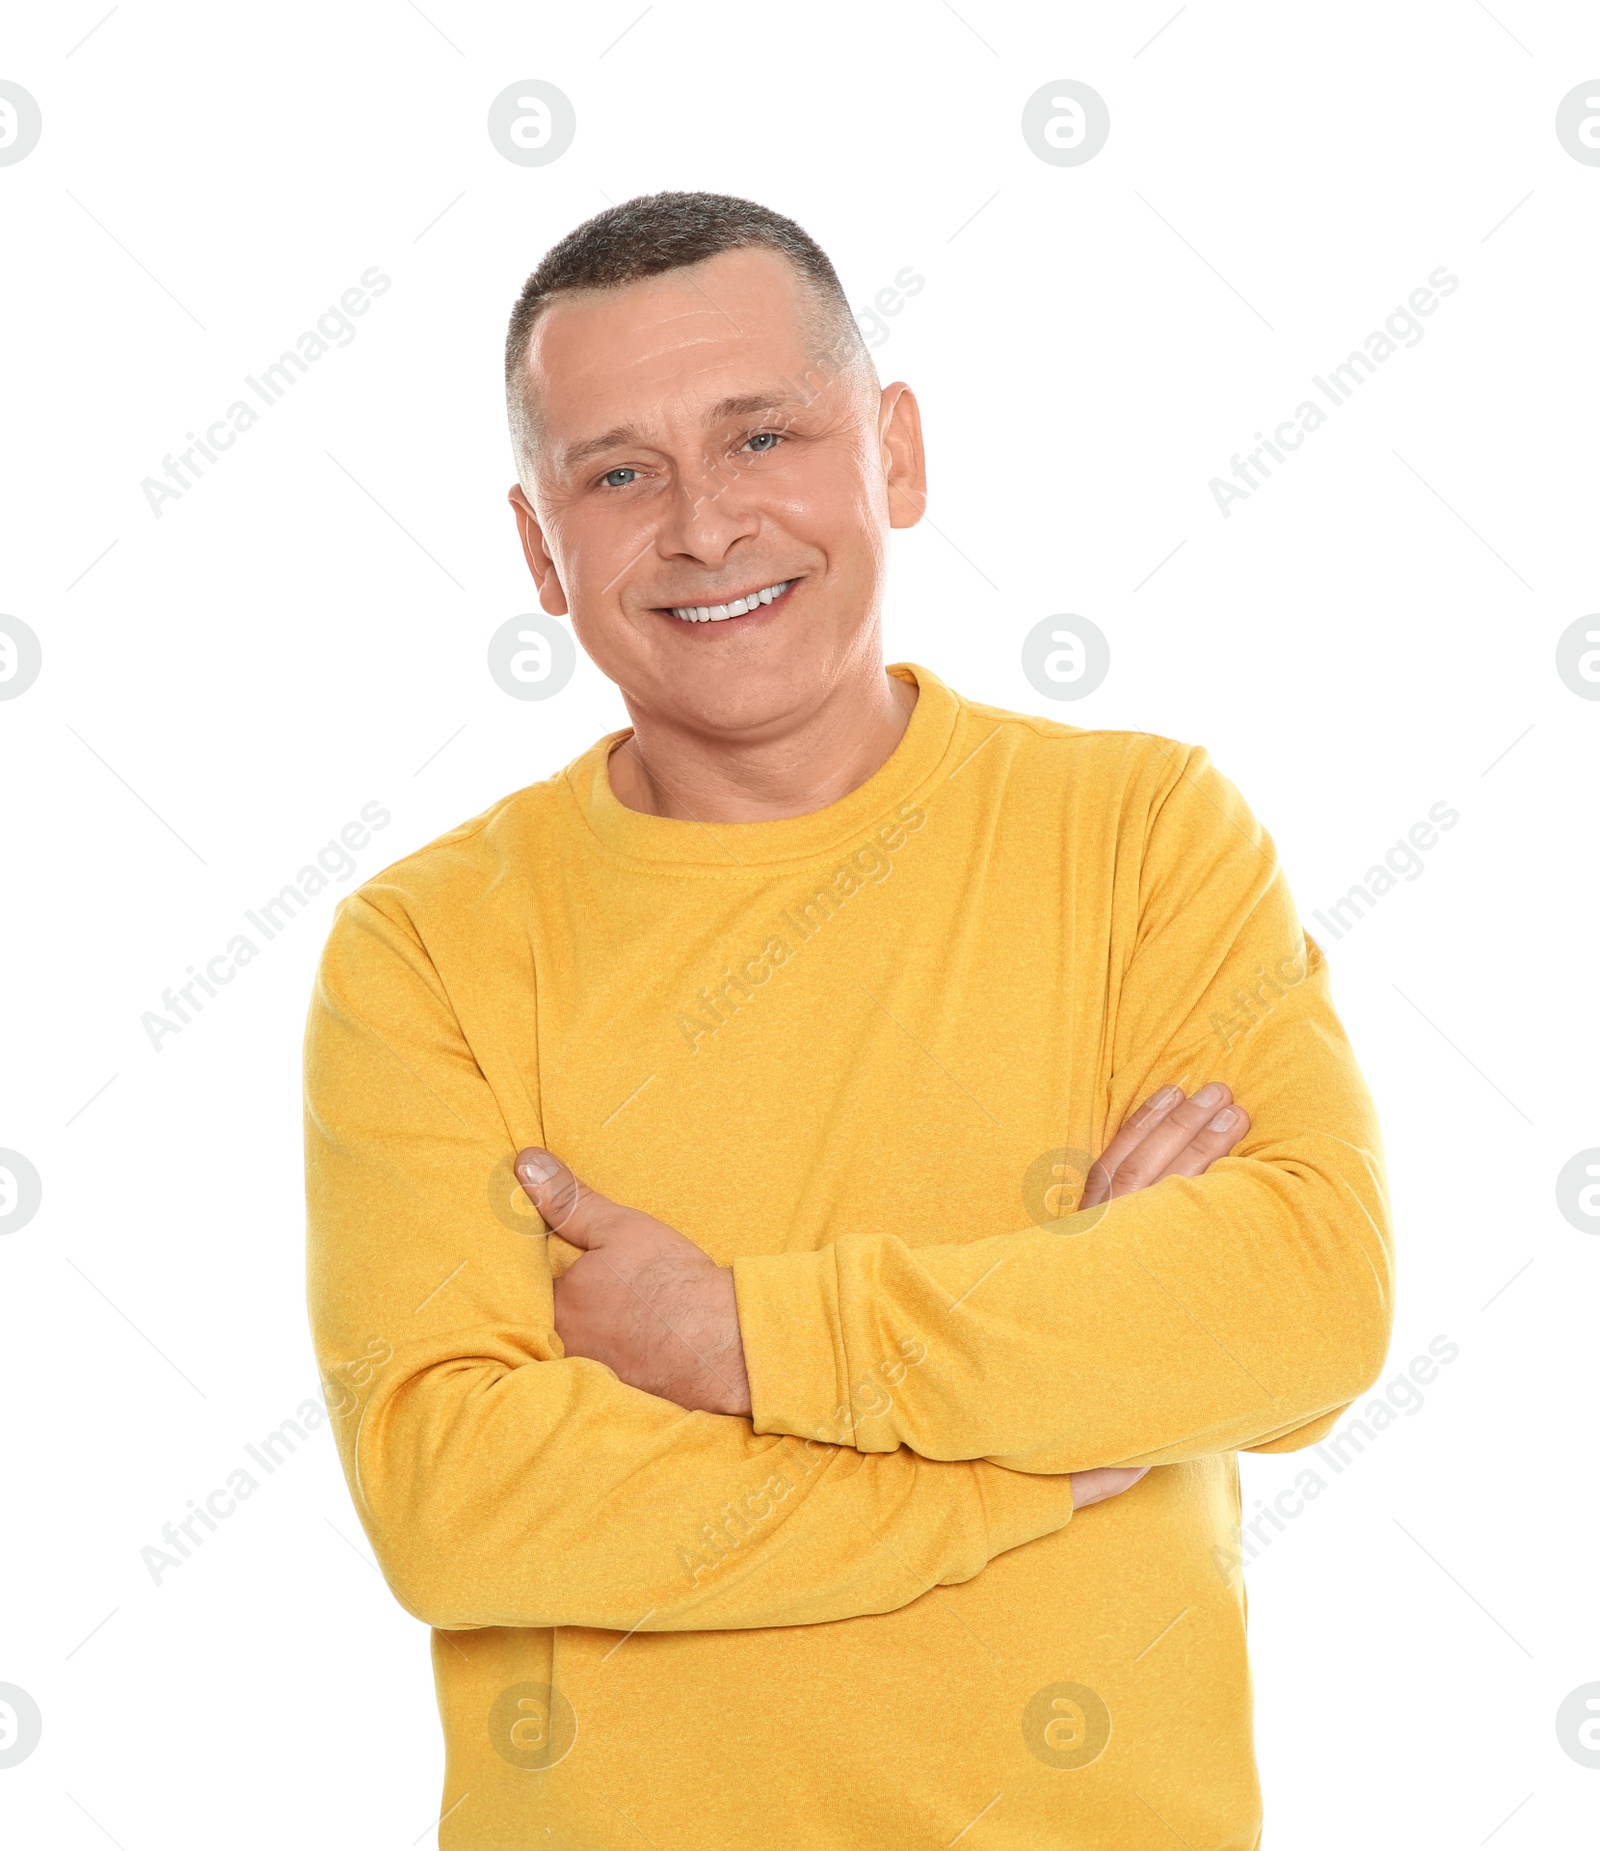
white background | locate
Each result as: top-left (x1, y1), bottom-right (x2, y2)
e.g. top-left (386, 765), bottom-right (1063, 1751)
top-left (2, 2), bottom-right (1597, 1845)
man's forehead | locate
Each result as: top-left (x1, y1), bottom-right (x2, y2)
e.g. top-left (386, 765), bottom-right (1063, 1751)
top-left (520, 249), bottom-right (833, 463)
top-left (533, 244), bottom-right (813, 354)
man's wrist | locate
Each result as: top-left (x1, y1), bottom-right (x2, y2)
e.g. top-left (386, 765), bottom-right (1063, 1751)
top-left (706, 1266), bottom-right (752, 1416)
top-left (730, 1247), bottom-right (844, 1441)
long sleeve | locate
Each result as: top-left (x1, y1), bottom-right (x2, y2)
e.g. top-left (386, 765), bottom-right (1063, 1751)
top-left (304, 889), bottom-right (1079, 1635)
top-left (731, 745), bottom-right (1395, 1475)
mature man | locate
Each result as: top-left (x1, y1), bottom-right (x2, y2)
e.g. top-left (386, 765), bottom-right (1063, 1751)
top-left (305, 191), bottom-right (1393, 1849)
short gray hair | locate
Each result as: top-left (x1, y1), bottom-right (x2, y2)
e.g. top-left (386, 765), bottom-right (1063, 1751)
top-left (504, 190), bottom-right (874, 477)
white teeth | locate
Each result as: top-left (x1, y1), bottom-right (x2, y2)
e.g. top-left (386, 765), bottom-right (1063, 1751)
top-left (669, 580), bottom-right (790, 622)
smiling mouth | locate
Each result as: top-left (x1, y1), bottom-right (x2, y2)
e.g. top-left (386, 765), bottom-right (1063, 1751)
top-left (660, 578), bottom-right (796, 623)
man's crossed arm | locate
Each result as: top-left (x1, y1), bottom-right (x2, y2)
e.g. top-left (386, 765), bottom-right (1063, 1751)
top-left (514, 1080), bottom-right (1253, 1510)
top-left (305, 746), bottom-right (1392, 1631)
top-left (515, 758), bottom-right (1391, 1483)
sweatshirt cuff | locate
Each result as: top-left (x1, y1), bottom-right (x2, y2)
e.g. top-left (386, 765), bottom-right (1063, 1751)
top-left (732, 1248), bottom-right (848, 1443)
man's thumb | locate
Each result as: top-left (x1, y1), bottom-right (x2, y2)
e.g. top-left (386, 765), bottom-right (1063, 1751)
top-left (514, 1148), bottom-right (606, 1247)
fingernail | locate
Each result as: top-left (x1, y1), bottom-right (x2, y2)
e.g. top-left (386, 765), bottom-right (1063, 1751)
top-left (1150, 1085), bottom-right (1181, 1109)
top-left (1193, 1082), bottom-right (1225, 1109)
top-left (516, 1148), bottom-right (559, 1184)
top-left (1208, 1107), bottom-right (1236, 1132)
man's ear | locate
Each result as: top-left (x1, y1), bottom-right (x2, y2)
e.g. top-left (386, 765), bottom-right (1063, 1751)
top-left (880, 382), bottom-right (927, 529)
top-left (508, 483), bottom-right (570, 616)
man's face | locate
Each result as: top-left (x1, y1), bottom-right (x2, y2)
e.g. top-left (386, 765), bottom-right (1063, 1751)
top-left (508, 246), bottom-right (925, 736)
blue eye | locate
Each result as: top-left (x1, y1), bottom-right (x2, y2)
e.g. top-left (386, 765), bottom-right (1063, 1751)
top-left (602, 467), bottom-right (637, 487)
top-left (745, 431), bottom-right (781, 453)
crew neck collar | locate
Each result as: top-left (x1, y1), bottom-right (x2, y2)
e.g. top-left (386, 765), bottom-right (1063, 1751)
top-left (565, 663), bottom-right (960, 873)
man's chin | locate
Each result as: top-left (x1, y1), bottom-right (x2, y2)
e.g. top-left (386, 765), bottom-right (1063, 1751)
top-left (640, 638), bottom-right (857, 741)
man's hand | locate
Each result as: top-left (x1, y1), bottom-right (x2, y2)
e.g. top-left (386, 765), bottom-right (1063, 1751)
top-left (514, 1082), bottom-right (1251, 1509)
top-left (514, 1148), bottom-right (754, 1417)
top-left (1080, 1081), bottom-right (1250, 1209)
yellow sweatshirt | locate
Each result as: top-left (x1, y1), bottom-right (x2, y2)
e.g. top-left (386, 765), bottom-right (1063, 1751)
top-left (304, 663), bottom-right (1392, 1850)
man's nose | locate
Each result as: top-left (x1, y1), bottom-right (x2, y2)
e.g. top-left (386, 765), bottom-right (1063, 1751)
top-left (654, 453), bottom-right (762, 563)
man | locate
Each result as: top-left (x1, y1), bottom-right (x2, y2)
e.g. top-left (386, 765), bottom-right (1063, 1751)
top-left (305, 191), bottom-right (1392, 1849)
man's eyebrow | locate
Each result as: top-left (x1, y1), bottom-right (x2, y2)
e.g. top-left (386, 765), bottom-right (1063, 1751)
top-left (558, 422), bottom-right (648, 473)
top-left (557, 391), bottom-right (808, 474)
top-left (705, 390), bottom-right (802, 423)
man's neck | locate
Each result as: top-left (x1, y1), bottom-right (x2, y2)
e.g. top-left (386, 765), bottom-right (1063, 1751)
top-left (606, 666), bottom-right (919, 824)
